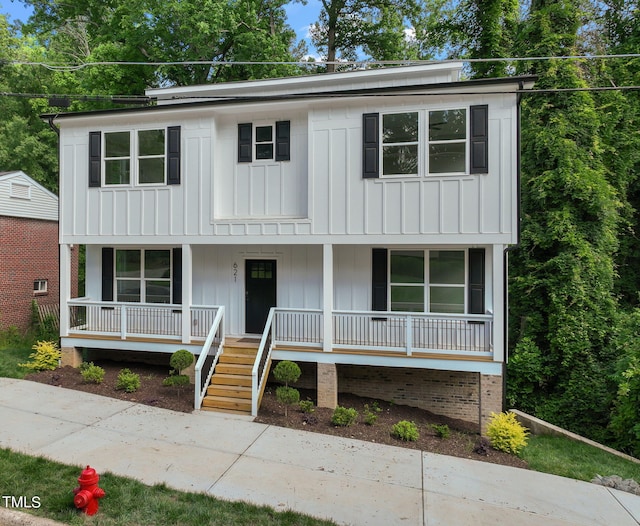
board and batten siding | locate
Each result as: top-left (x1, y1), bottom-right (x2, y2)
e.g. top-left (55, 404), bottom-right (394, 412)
top-left (0, 172), bottom-right (58, 222)
top-left (59, 93), bottom-right (517, 245)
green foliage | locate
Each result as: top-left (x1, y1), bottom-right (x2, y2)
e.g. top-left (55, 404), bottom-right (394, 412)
top-left (80, 362), bottom-right (105, 384)
top-left (363, 402), bottom-right (381, 425)
top-left (116, 368), bottom-right (141, 393)
top-left (170, 349), bottom-right (194, 375)
top-left (331, 406), bottom-right (358, 427)
top-left (391, 420), bottom-right (419, 442)
top-left (162, 374), bottom-right (190, 388)
top-left (299, 399), bottom-right (315, 413)
top-left (18, 340), bottom-right (60, 371)
top-left (276, 386), bottom-right (300, 417)
top-left (432, 424), bottom-right (451, 439)
top-left (486, 412), bottom-right (529, 456)
top-left (273, 361), bottom-right (301, 387)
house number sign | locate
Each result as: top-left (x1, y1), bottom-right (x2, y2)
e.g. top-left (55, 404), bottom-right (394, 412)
top-left (233, 262), bottom-right (238, 282)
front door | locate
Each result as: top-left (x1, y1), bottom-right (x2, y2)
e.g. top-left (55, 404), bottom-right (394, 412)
top-left (245, 260), bottom-right (277, 334)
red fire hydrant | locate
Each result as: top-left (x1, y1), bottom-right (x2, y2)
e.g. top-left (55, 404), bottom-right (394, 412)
top-left (73, 465), bottom-right (105, 515)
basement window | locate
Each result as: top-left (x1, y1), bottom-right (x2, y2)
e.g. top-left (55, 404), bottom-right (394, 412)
top-left (34, 279), bottom-right (48, 295)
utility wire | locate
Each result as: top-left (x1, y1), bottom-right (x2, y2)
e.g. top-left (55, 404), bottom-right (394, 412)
top-left (6, 53), bottom-right (640, 71)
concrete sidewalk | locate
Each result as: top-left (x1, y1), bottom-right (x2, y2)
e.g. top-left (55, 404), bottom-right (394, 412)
top-left (0, 377), bottom-right (638, 526)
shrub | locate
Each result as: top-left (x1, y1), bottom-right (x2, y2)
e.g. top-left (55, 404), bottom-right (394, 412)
top-left (272, 361), bottom-right (301, 387)
top-left (299, 399), bottom-right (315, 413)
top-left (170, 349), bottom-right (194, 375)
top-left (115, 368), bottom-right (141, 393)
top-left (432, 424), bottom-right (451, 439)
top-left (331, 406), bottom-right (358, 427)
top-left (486, 411), bottom-right (529, 455)
top-left (162, 374), bottom-right (190, 388)
top-left (276, 386), bottom-right (300, 416)
top-left (392, 420), bottom-right (419, 442)
top-left (363, 402), bottom-right (381, 425)
top-left (80, 362), bottom-right (105, 384)
top-left (19, 340), bottom-right (61, 371)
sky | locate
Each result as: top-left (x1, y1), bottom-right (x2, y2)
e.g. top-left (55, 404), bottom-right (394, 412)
top-left (0, 0), bottom-right (322, 57)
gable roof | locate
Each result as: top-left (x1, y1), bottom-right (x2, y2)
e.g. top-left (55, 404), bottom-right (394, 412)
top-left (0, 171), bottom-right (58, 222)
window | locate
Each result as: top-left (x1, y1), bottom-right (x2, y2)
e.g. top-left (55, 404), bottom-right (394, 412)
top-left (115, 249), bottom-right (171, 303)
top-left (388, 249), bottom-right (467, 313)
top-left (238, 121), bottom-right (290, 162)
top-left (33, 279), bottom-right (48, 294)
top-left (363, 106), bottom-right (487, 179)
top-left (89, 127), bottom-right (180, 187)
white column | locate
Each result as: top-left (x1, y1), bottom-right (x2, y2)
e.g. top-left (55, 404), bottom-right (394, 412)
top-left (181, 244), bottom-right (193, 344)
top-left (492, 244), bottom-right (505, 362)
top-left (59, 243), bottom-right (71, 337)
top-left (323, 244), bottom-right (333, 353)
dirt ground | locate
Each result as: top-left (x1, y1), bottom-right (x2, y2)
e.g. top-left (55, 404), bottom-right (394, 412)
top-left (26, 360), bottom-right (528, 470)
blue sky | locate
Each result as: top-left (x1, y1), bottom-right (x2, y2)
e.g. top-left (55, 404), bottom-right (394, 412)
top-left (0, 0), bottom-right (322, 57)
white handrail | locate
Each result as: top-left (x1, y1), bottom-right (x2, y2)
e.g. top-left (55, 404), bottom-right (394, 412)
top-left (251, 307), bottom-right (276, 416)
top-left (194, 306), bottom-right (225, 410)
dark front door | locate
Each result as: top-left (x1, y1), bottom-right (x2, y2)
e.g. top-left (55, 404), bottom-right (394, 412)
top-left (245, 260), bottom-right (277, 334)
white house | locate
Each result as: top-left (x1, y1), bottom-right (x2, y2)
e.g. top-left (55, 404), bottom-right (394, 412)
top-left (50, 63), bottom-right (534, 430)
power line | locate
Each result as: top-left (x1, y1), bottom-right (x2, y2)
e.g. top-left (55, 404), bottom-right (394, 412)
top-left (6, 53), bottom-right (640, 71)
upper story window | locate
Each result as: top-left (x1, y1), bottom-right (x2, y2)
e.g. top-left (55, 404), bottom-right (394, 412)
top-left (89, 127), bottom-right (181, 188)
top-left (238, 121), bottom-right (290, 163)
top-left (363, 105), bottom-right (488, 179)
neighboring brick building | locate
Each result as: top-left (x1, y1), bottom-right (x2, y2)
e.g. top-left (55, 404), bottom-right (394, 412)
top-left (0, 171), bottom-right (77, 333)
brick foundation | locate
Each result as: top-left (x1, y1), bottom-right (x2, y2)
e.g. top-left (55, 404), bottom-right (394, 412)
top-left (317, 363), bottom-right (338, 408)
top-left (479, 373), bottom-right (504, 434)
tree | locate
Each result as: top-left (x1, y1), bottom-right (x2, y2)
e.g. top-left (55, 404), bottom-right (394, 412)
top-left (508, 0), bottom-right (622, 440)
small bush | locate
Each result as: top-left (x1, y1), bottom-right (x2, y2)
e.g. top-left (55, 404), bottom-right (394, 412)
top-left (331, 406), bottom-right (358, 427)
top-left (392, 420), bottom-right (419, 442)
top-left (170, 349), bottom-right (194, 375)
top-left (162, 374), bottom-right (190, 388)
top-left (299, 399), bottom-right (315, 413)
top-left (486, 411), bottom-right (529, 455)
top-left (115, 368), bottom-right (141, 393)
top-left (364, 402), bottom-right (381, 425)
top-left (19, 340), bottom-right (61, 371)
top-left (80, 362), bottom-right (105, 384)
top-left (276, 386), bottom-right (300, 416)
top-left (273, 361), bottom-right (301, 387)
top-left (432, 424), bottom-right (451, 439)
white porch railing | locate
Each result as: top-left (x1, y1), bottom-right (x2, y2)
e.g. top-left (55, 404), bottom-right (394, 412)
top-left (252, 308), bottom-right (276, 416)
top-left (268, 308), bottom-right (492, 356)
top-left (67, 299), bottom-right (220, 341)
top-left (194, 307), bottom-right (225, 410)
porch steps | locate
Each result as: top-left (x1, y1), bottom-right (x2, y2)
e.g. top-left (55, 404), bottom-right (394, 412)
top-left (201, 339), bottom-right (259, 415)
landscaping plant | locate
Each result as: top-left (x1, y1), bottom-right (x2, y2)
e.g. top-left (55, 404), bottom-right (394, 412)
top-left (363, 402), bottom-right (381, 425)
top-left (299, 399), bottom-right (315, 413)
top-left (432, 423), bottom-right (451, 439)
top-left (391, 420), bottom-right (419, 442)
top-left (18, 340), bottom-right (60, 371)
top-left (162, 349), bottom-right (194, 396)
top-left (486, 411), bottom-right (529, 455)
top-left (273, 360), bottom-right (302, 416)
top-left (80, 362), bottom-right (105, 384)
top-left (331, 406), bottom-right (358, 427)
top-left (116, 368), bottom-right (141, 393)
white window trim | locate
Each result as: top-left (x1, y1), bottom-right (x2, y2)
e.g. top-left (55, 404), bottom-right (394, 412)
top-left (33, 279), bottom-right (48, 294)
top-left (114, 248), bottom-right (173, 304)
top-left (380, 107), bottom-right (470, 178)
top-left (104, 129), bottom-right (167, 187)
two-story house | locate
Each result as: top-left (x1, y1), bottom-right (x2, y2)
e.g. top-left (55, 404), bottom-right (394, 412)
top-left (50, 63), bottom-right (533, 431)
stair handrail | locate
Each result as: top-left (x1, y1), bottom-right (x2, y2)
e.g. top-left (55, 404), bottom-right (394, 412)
top-left (194, 306), bottom-right (225, 410)
top-left (251, 307), bottom-right (276, 416)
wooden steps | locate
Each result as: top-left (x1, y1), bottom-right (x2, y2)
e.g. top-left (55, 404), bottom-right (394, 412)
top-left (201, 339), bottom-right (259, 415)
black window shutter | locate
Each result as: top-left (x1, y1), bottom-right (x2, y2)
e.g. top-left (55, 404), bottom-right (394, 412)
top-left (468, 248), bottom-right (485, 314)
top-left (470, 105), bottom-right (488, 174)
top-left (89, 131), bottom-right (102, 187)
top-left (275, 121), bottom-right (291, 161)
top-left (362, 113), bottom-right (380, 179)
top-left (172, 247), bottom-right (182, 305)
top-left (167, 126), bottom-right (181, 185)
top-left (372, 248), bottom-right (388, 311)
top-left (101, 247), bottom-right (114, 301)
top-left (238, 123), bottom-right (252, 162)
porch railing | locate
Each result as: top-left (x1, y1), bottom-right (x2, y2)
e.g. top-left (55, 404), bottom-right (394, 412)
top-left (332, 310), bottom-right (493, 355)
top-left (273, 308), bottom-right (323, 347)
top-left (194, 306), bottom-right (225, 410)
top-left (67, 299), bottom-right (219, 341)
top-left (252, 307), bottom-right (276, 416)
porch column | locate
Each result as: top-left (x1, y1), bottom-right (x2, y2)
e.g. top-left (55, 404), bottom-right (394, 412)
top-left (59, 243), bottom-right (71, 337)
top-left (492, 244), bottom-right (505, 362)
top-left (181, 244), bottom-right (192, 344)
top-left (322, 243), bottom-right (333, 353)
